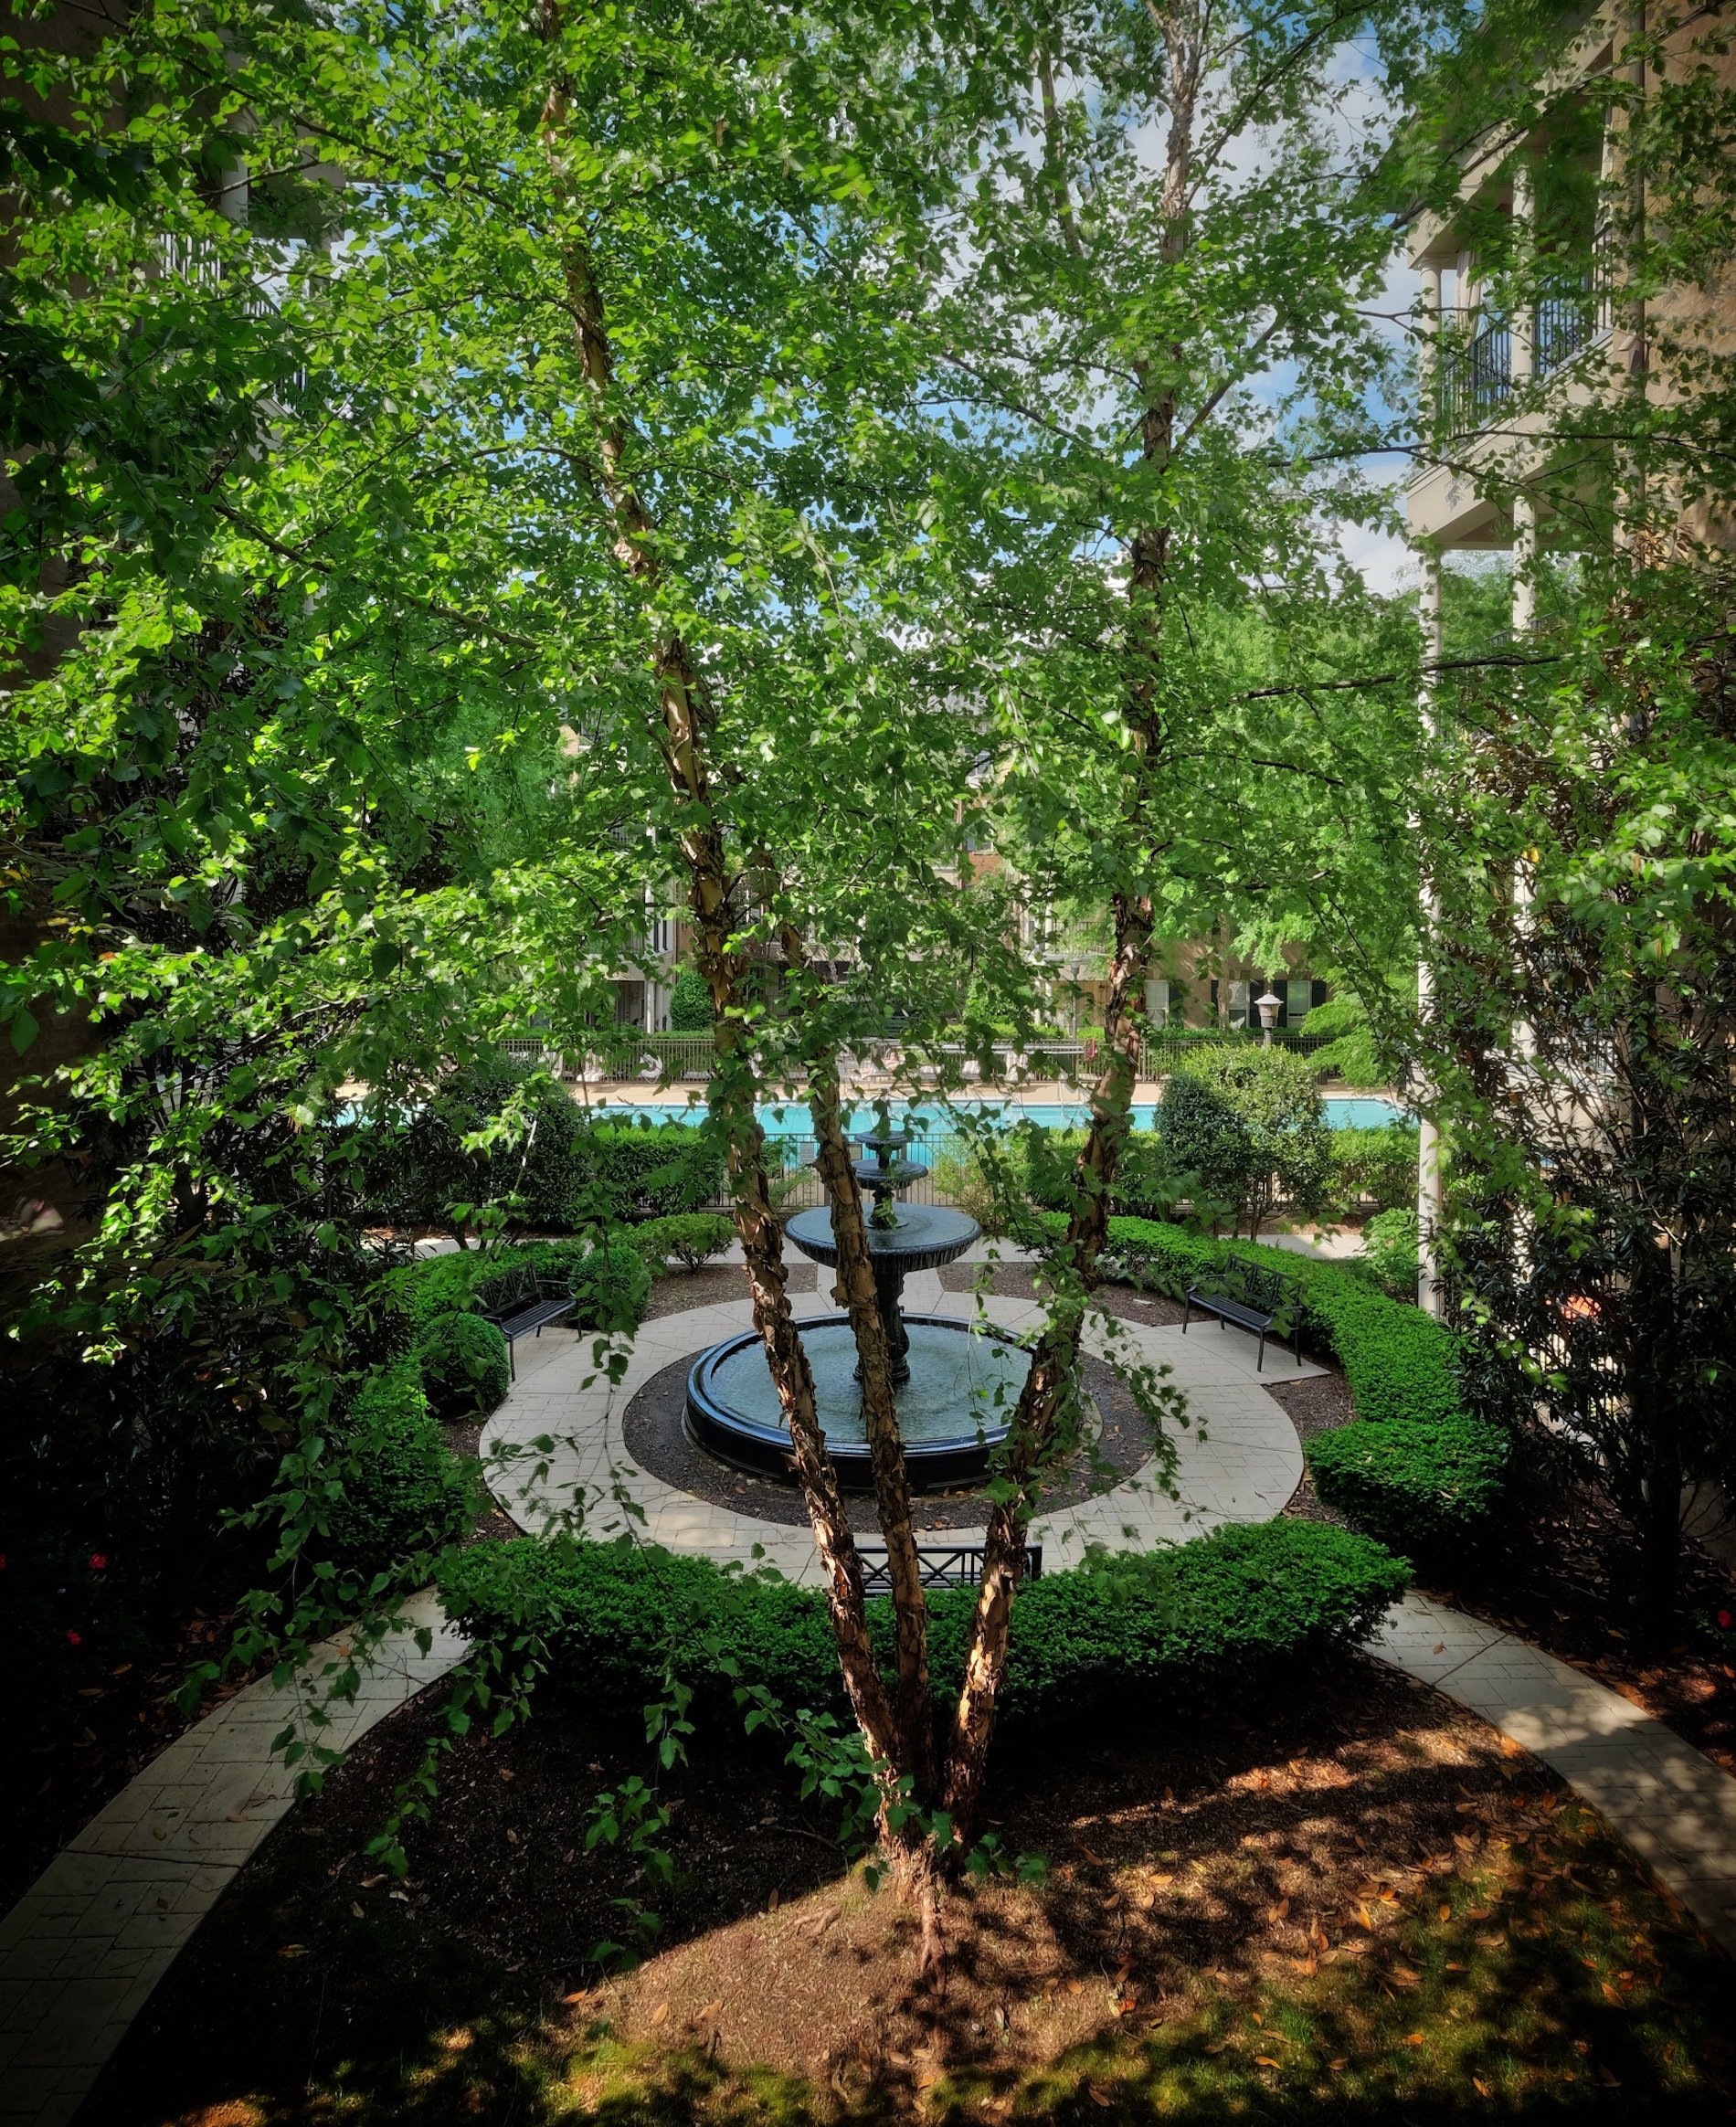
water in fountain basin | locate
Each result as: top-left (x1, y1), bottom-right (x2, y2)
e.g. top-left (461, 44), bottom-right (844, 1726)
top-left (702, 1319), bottom-right (1029, 1450)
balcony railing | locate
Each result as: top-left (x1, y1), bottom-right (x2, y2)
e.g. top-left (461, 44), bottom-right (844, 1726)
top-left (1435, 313), bottom-right (1513, 435)
top-left (1434, 226), bottom-right (1614, 435)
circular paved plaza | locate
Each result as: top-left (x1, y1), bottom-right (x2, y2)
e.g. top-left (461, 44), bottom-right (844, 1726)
top-left (479, 1254), bottom-right (1314, 1578)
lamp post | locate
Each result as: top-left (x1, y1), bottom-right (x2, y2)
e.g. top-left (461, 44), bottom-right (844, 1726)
top-left (1254, 989), bottom-right (1282, 1046)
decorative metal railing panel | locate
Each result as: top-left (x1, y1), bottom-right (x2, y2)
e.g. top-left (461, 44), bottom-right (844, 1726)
top-left (1436, 313), bottom-right (1514, 434)
top-left (854, 1544), bottom-right (1043, 1592)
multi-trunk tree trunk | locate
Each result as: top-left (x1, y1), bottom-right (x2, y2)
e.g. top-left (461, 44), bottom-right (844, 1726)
top-left (535, 0), bottom-right (1208, 1923)
top-left (537, 4), bottom-right (942, 1935)
top-left (940, 16), bottom-right (1202, 1836)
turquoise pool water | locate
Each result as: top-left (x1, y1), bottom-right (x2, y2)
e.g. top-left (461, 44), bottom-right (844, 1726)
top-left (581, 1095), bottom-right (1405, 1134)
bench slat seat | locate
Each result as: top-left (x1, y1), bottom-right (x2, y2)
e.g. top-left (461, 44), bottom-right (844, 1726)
top-left (484, 1294), bottom-right (576, 1377)
top-left (1181, 1281), bottom-right (1301, 1372)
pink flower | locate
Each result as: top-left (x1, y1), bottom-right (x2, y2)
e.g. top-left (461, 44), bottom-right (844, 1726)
top-left (1719, 1610), bottom-right (1732, 1631)
top-left (66, 1630), bottom-right (81, 1646)
top-left (89, 1553), bottom-right (109, 1571)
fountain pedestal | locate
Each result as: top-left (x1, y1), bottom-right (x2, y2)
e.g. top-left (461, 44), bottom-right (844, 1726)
top-left (683, 1122), bottom-right (1025, 1490)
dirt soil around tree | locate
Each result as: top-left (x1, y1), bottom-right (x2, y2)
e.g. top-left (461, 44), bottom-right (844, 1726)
top-left (87, 1650), bottom-right (1734, 2123)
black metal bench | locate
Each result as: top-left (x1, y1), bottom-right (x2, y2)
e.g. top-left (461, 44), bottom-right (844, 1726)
top-left (1182, 1266), bottom-right (1301, 1373)
top-left (484, 1290), bottom-right (576, 1377)
top-left (854, 1543), bottom-right (1043, 1593)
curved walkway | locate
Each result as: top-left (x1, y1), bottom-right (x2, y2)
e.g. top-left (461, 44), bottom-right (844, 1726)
top-left (5, 1276), bottom-right (1735, 2127)
top-left (478, 1265), bottom-right (1311, 1571)
top-left (0, 1592), bottom-right (468, 2127)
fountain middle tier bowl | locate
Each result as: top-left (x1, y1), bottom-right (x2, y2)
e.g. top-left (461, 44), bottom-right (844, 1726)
top-left (685, 1314), bottom-right (1029, 1491)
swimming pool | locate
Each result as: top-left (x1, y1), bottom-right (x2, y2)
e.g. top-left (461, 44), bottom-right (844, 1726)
top-left (579, 1095), bottom-right (1406, 1134)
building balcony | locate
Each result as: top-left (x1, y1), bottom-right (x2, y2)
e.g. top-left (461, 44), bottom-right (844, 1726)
top-left (1432, 230), bottom-right (1614, 439)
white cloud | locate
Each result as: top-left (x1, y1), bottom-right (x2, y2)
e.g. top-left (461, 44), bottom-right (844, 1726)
top-left (1339, 516), bottom-right (1417, 596)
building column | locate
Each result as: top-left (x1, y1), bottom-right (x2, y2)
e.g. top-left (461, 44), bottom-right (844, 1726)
top-left (1509, 157), bottom-right (1538, 633)
top-left (1417, 555), bottom-right (1446, 1317)
top-left (1419, 256), bottom-right (1443, 434)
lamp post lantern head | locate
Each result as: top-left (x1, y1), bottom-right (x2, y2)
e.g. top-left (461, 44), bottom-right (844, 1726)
top-left (1254, 989), bottom-right (1282, 1045)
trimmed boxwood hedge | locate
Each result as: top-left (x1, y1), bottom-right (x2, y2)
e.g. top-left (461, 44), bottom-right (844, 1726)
top-left (323, 1368), bottom-right (474, 1567)
top-left (631, 1212), bottom-right (736, 1273)
top-left (418, 1311), bottom-right (512, 1416)
top-left (1092, 1216), bottom-right (1508, 1555)
top-left (436, 1518), bottom-right (1408, 1730)
top-left (383, 1236), bottom-right (655, 1341)
top-left (571, 1121), bottom-right (725, 1221)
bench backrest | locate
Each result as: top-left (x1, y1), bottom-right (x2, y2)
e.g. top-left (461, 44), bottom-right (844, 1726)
top-left (1200, 1258), bottom-right (1298, 1327)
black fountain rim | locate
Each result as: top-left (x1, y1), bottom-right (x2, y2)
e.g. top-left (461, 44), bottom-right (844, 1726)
top-left (784, 1201), bottom-right (979, 1271)
top-left (685, 1312), bottom-right (1024, 1492)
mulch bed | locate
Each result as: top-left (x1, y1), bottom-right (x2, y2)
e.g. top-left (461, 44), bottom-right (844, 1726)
top-left (84, 1651), bottom-right (1735, 2123)
top-left (644, 1260), bottom-right (817, 1320)
top-left (619, 1348), bottom-right (1154, 1531)
top-left (937, 1259), bottom-right (1188, 1329)
top-left (1266, 1372), bottom-right (1359, 1529)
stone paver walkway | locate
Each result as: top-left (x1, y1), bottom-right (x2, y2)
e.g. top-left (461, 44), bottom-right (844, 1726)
top-left (0, 1593), bottom-right (468, 2127)
top-left (1371, 1590), bottom-right (1736, 1955)
top-left (6, 1271), bottom-right (1736, 2127)
top-left (479, 1264), bottom-right (1314, 1575)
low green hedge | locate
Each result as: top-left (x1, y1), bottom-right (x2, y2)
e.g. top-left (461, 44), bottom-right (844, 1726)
top-left (571, 1121), bottom-right (724, 1221)
top-left (418, 1311), bottom-right (512, 1416)
top-left (1093, 1216), bottom-right (1508, 1555)
top-left (631, 1212), bottom-right (735, 1273)
top-left (383, 1236), bottom-right (654, 1341)
top-left (324, 1368), bottom-right (474, 1567)
top-left (436, 1519), bottom-right (1407, 1729)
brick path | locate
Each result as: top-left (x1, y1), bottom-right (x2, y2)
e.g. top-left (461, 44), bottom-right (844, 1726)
top-left (0, 1593), bottom-right (467, 2127)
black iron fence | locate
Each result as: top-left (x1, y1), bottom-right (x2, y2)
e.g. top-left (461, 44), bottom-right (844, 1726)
top-left (1434, 227), bottom-right (1615, 436)
top-left (503, 1027), bottom-right (1332, 1086)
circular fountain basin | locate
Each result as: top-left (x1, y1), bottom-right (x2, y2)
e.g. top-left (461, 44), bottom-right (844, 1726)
top-left (685, 1314), bottom-right (1028, 1490)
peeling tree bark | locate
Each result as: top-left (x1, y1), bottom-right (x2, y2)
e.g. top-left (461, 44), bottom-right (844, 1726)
top-left (941, 13), bottom-right (1202, 1838)
top-left (535, 0), bottom-right (903, 1788)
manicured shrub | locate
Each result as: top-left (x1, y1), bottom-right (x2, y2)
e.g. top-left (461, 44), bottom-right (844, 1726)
top-left (386, 1249), bottom-right (485, 1332)
top-left (569, 1239), bottom-right (653, 1332)
top-left (324, 1367), bottom-right (474, 1565)
top-left (667, 968), bottom-right (715, 1032)
top-left (1360, 1206), bottom-right (1420, 1300)
top-left (1330, 1123), bottom-right (1420, 1217)
top-left (1155, 1075), bottom-right (1253, 1225)
top-left (1097, 1215), bottom-right (1507, 1554)
top-left (1305, 1416), bottom-right (1508, 1557)
top-left (1021, 1126), bottom-right (1180, 1225)
top-left (418, 1311), bottom-right (512, 1415)
top-left (386, 1235), bottom-right (654, 1340)
top-left (436, 1518), bottom-right (1408, 1728)
top-left (570, 1120), bottom-right (725, 1221)
top-left (633, 1212), bottom-right (736, 1273)
top-left (357, 1056), bottom-right (586, 1232)
top-left (1160, 1046), bottom-right (1331, 1238)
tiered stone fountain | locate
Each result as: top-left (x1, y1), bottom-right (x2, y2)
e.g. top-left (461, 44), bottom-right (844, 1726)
top-left (684, 1122), bottom-right (1028, 1489)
